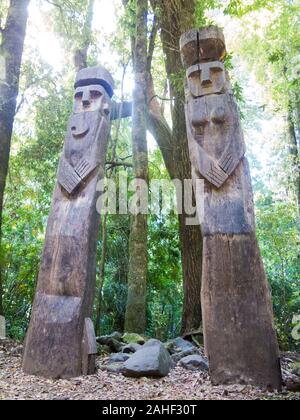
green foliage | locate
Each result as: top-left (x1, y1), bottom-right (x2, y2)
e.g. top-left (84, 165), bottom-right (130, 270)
top-left (229, 0), bottom-right (300, 111)
top-left (224, 0), bottom-right (273, 17)
top-left (195, 0), bottom-right (221, 27)
top-left (169, 70), bottom-right (186, 96)
top-left (1, 0), bottom-right (299, 354)
top-left (98, 214), bottom-right (130, 334)
top-left (256, 199), bottom-right (300, 350)
top-left (147, 213), bottom-right (182, 340)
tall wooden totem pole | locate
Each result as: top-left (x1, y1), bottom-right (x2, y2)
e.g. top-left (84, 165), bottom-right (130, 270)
top-left (22, 67), bottom-right (114, 379)
top-left (180, 27), bottom-right (282, 389)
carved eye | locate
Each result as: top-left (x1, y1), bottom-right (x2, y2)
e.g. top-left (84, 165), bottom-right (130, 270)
top-left (90, 90), bottom-right (102, 100)
top-left (210, 66), bottom-right (223, 74)
top-left (75, 92), bottom-right (83, 99)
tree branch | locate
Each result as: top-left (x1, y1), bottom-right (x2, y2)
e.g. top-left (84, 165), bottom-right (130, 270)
top-left (106, 161), bottom-right (133, 170)
top-left (147, 15), bottom-right (158, 73)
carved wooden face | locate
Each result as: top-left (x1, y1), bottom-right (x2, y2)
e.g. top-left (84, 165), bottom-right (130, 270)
top-left (187, 61), bottom-right (226, 97)
top-left (73, 85), bottom-right (110, 115)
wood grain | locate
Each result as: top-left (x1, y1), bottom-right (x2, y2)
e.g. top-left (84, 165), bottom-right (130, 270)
top-left (182, 27), bottom-right (282, 389)
top-left (22, 69), bottom-right (113, 379)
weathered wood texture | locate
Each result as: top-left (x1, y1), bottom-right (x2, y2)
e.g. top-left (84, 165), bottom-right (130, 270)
top-left (202, 233), bottom-right (282, 387)
top-left (181, 27), bottom-right (282, 389)
top-left (22, 67), bottom-right (114, 379)
top-left (0, 315), bottom-right (5, 339)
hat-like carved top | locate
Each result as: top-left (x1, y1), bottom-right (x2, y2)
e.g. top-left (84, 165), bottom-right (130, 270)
top-left (180, 26), bottom-right (226, 68)
top-left (74, 66), bottom-right (115, 98)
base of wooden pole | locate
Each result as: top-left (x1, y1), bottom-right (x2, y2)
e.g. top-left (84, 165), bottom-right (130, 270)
top-left (22, 292), bottom-right (97, 379)
top-left (202, 233), bottom-right (282, 390)
top-left (0, 315), bottom-right (6, 339)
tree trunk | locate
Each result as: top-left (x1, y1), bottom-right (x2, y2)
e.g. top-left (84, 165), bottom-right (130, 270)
top-left (287, 102), bottom-right (300, 213)
top-left (95, 214), bottom-right (108, 336)
top-left (149, 0), bottom-right (203, 334)
top-left (125, 0), bottom-right (148, 334)
top-left (73, 0), bottom-right (95, 72)
top-left (0, 0), bottom-right (30, 316)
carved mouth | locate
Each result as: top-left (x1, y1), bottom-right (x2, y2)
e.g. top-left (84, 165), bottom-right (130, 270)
top-left (71, 127), bottom-right (90, 139)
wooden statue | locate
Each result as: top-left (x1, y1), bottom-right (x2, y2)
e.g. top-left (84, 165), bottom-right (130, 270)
top-left (22, 67), bottom-right (114, 379)
top-left (0, 315), bottom-right (5, 339)
top-left (180, 27), bottom-right (282, 389)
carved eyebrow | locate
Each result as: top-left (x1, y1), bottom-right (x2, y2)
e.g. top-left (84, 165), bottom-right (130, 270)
top-left (210, 65), bottom-right (224, 71)
top-left (189, 70), bottom-right (201, 78)
top-left (74, 78), bottom-right (114, 98)
top-left (198, 62), bottom-right (225, 72)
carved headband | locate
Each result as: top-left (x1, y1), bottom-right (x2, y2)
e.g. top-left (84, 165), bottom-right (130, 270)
top-left (74, 78), bottom-right (114, 98)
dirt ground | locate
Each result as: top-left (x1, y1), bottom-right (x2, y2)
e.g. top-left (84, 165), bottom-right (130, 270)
top-left (0, 340), bottom-right (299, 401)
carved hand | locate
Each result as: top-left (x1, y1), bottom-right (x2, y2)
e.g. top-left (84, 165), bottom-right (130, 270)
top-left (75, 158), bottom-right (97, 181)
top-left (218, 129), bottom-right (246, 177)
top-left (58, 158), bottom-right (82, 195)
top-left (205, 162), bottom-right (229, 189)
top-left (191, 141), bottom-right (229, 189)
top-left (218, 153), bottom-right (235, 175)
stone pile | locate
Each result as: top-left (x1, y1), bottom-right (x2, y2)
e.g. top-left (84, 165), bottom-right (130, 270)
top-left (97, 332), bottom-right (208, 378)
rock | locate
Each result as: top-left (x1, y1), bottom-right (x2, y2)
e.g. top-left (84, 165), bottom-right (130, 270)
top-left (171, 348), bottom-right (202, 364)
top-left (122, 343), bottom-right (142, 354)
top-left (123, 339), bottom-right (171, 378)
top-left (109, 353), bottom-right (131, 363)
top-left (122, 333), bottom-right (146, 345)
top-left (286, 375), bottom-right (300, 392)
top-left (109, 332), bottom-right (123, 341)
top-left (165, 337), bottom-right (195, 355)
top-left (183, 329), bottom-right (204, 346)
top-left (180, 355), bottom-right (209, 371)
top-left (291, 362), bottom-right (300, 377)
top-left (102, 362), bottom-right (125, 374)
top-left (97, 344), bottom-right (110, 355)
top-left (0, 316), bottom-right (5, 339)
top-left (96, 336), bottom-right (124, 353)
top-left (10, 345), bottom-right (23, 357)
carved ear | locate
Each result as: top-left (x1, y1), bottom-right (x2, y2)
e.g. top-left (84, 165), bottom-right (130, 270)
top-left (211, 106), bottom-right (226, 124)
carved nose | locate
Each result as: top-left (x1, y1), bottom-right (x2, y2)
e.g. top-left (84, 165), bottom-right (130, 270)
top-left (82, 91), bottom-right (91, 107)
top-left (201, 67), bottom-right (212, 87)
top-left (201, 78), bottom-right (212, 87)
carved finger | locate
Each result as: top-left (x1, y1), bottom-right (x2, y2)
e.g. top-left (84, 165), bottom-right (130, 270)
top-left (219, 154), bottom-right (230, 168)
top-left (58, 159), bottom-right (82, 194)
top-left (205, 163), bottom-right (228, 188)
top-left (59, 170), bottom-right (82, 194)
top-left (76, 160), bottom-right (89, 173)
top-left (226, 157), bottom-right (236, 174)
top-left (211, 167), bottom-right (228, 182)
top-left (75, 159), bottom-right (96, 180)
top-left (205, 172), bottom-right (223, 188)
top-left (219, 154), bottom-right (233, 173)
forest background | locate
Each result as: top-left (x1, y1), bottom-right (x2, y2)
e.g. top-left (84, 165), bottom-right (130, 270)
top-left (0, 0), bottom-right (299, 351)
